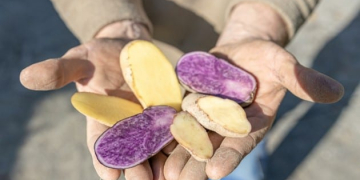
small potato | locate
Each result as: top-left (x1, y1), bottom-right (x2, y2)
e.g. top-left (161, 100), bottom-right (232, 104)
top-left (171, 111), bottom-right (213, 161)
top-left (71, 92), bottom-right (142, 126)
top-left (182, 93), bottom-right (251, 137)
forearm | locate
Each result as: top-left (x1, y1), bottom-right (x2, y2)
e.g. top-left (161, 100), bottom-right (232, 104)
top-left (51, 0), bottom-right (152, 43)
top-left (220, 0), bottom-right (319, 47)
top-left (218, 2), bottom-right (288, 47)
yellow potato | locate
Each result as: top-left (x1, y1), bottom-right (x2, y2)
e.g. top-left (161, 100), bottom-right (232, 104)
top-left (71, 92), bottom-right (142, 126)
top-left (120, 40), bottom-right (182, 111)
top-left (171, 111), bottom-right (213, 161)
top-left (182, 93), bottom-right (251, 137)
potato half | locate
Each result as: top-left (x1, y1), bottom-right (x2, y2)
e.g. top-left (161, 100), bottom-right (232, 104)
top-left (176, 51), bottom-right (257, 107)
top-left (171, 111), bottom-right (213, 161)
top-left (95, 106), bottom-right (176, 169)
top-left (182, 93), bottom-right (251, 137)
top-left (120, 40), bottom-right (182, 111)
top-left (71, 92), bottom-right (142, 126)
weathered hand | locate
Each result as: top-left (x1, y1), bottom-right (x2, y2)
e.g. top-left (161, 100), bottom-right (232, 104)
top-left (20, 20), bottom-right (171, 179)
top-left (163, 2), bottom-right (344, 179)
top-left (20, 38), bottom-right (157, 180)
top-left (164, 38), bottom-right (344, 180)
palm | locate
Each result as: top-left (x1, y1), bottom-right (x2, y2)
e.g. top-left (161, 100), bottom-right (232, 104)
top-left (72, 39), bottom-right (133, 99)
top-left (223, 40), bottom-right (293, 135)
top-left (207, 40), bottom-right (293, 176)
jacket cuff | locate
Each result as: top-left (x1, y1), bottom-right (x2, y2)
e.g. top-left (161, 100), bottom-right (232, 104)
top-left (51, 0), bottom-right (152, 43)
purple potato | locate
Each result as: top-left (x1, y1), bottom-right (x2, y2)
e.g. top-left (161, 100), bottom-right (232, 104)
top-left (94, 106), bottom-right (176, 169)
top-left (176, 51), bottom-right (257, 106)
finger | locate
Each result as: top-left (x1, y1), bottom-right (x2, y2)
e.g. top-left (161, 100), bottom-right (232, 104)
top-left (178, 157), bottom-right (207, 180)
top-left (124, 161), bottom-right (153, 180)
top-left (164, 145), bottom-right (191, 180)
top-left (279, 60), bottom-right (344, 103)
top-left (162, 140), bottom-right (178, 155)
top-left (206, 135), bottom-right (258, 180)
top-left (178, 132), bottom-right (224, 180)
top-left (208, 131), bottom-right (225, 150)
top-left (149, 153), bottom-right (167, 180)
top-left (206, 103), bottom-right (272, 179)
top-left (164, 131), bottom-right (224, 180)
top-left (20, 46), bottom-right (94, 90)
top-left (86, 117), bottom-right (121, 180)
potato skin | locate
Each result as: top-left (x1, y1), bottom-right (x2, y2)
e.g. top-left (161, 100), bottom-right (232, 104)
top-left (120, 41), bottom-right (143, 106)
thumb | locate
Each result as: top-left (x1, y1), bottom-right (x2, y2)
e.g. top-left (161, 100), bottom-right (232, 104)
top-left (20, 46), bottom-right (93, 90)
top-left (280, 61), bottom-right (344, 103)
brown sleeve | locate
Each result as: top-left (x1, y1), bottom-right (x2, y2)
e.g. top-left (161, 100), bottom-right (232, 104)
top-left (227, 0), bottom-right (320, 39)
top-left (51, 0), bottom-right (152, 43)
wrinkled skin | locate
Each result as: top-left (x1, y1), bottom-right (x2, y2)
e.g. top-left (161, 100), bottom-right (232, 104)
top-left (163, 39), bottom-right (344, 180)
top-left (20, 38), bottom-right (169, 180)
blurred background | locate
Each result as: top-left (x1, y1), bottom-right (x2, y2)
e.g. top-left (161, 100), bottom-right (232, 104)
top-left (0, 0), bottom-right (359, 179)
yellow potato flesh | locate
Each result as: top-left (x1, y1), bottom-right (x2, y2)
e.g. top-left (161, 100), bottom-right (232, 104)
top-left (197, 96), bottom-right (251, 135)
top-left (171, 112), bottom-right (213, 161)
top-left (71, 92), bottom-right (143, 127)
top-left (120, 40), bottom-right (182, 111)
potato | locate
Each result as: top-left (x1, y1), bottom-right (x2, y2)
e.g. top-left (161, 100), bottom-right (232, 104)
top-left (171, 111), bottom-right (213, 161)
top-left (182, 93), bottom-right (251, 137)
top-left (71, 92), bottom-right (142, 126)
top-left (120, 40), bottom-right (182, 111)
top-left (176, 51), bottom-right (256, 106)
top-left (95, 106), bottom-right (176, 169)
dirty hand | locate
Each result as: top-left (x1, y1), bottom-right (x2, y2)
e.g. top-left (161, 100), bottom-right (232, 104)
top-left (163, 3), bottom-right (344, 180)
top-left (20, 21), bottom-right (166, 180)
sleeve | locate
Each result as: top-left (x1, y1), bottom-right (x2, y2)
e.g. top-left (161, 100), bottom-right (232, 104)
top-left (227, 0), bottom-right (320, 39)
top-left (50, 0), bottom-right (152, 43)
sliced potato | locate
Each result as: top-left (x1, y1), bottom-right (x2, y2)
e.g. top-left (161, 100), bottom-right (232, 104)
top-left (171, 111), bottom-right (213, 161)
top-left (176, 51), bottom-right (257, 106)
top-left (71, 92), bottom-right (143, 126)
top-left (95, 106), bottom-right (176, 169)
top-left (120, 40), bottom-right (182, 111)
top-left (182, 93), bottom-right (251, 137)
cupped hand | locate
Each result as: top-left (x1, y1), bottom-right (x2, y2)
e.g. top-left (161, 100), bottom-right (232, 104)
top-left (20, 38), bottom-right (167, 180)
top-left (163, 39), bottom-right (344, 180)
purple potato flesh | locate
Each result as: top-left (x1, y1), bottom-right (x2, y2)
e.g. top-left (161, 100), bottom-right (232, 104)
top-left (176, 51), bottom-right (257, 104)
top-left (94, 106), bottom-right (176, 169)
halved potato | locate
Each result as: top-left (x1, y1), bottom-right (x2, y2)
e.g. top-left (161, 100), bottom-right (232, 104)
top-left (71, 92), bottom-right (142, 126)
top-left (171, 111), bottom-right (213, 161)
top-left (120, 40), bottom-right (182, 111)
top-left (182, 93), bottom-right (251, 137)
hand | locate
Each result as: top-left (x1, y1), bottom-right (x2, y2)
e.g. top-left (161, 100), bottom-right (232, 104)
top-left (163, 3), bottom-right (344, 180)
top-left (20, 21), bottom-right (168, 180)
top-left (164, 36), bottom-right (344, 180)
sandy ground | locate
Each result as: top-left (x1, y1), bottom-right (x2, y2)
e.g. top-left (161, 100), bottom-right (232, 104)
top-left (0, 0), bottom-right (359, 179)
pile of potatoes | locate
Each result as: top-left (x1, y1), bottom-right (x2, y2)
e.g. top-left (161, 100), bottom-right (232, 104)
top-left (71, 40), bottom-right (256, 168)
